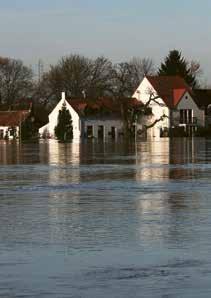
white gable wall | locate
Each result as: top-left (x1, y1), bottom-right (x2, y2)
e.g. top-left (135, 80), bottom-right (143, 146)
top-left (176, 92), bottom-right (205, 126)
top-left (133, 77), bottom-right (170, 138)
top-left (39, 98), bottom-right (81, 139)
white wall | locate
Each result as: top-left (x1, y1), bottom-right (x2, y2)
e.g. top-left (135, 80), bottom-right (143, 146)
top-left (0, 126), bottom-right (19, 139)
top-left (176, 92), bottom-right (205, 126)
top-left (0, 127), bottom-right (9, 138)
top-left (84, 119), bottom-right (123, 139)
top-left (39, 98), bottom-right (81, 140)
top-left (39, 98), bottom-right (124, 140)
top-left (133, 77), bottom-right (170, 139)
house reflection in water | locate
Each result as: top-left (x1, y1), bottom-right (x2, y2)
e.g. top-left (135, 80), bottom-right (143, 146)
top-left (40, 140), bottom-right (82, 245)
top-left (135, 138), bottom-right (206, 246)
top-left (135, 138), bottom-right (207, 182)
top-left (135, 139), bottom-right (170, 181)
top-left (0, 141), bottom-right (42, 164)
top-left (0, 141), bottom-right (21, 164)
top-left (44, 139), bottom-right (81, 186)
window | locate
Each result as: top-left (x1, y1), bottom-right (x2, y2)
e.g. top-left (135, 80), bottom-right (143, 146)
top-left (0, 130), bottom-right (3, 139)
top-left (111, 127), bottom-right (116, 139)
top-left (87, 126), bottom-right (93, 138)
top-left (180, 109), bottom-right (193, 124)
top-left (98, 126), bottom-right (104, 139)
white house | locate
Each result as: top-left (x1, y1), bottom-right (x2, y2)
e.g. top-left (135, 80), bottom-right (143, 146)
top-left (0, 110), bottom-right (31, 139)
top-left (39, 92), bottom-right (81, 140)
top-left (39, 93), bottom-right (125, 140)
top-left (133, 76), bottom-right (205, 138)
top-left (83, 117), bottom-right (123, 139)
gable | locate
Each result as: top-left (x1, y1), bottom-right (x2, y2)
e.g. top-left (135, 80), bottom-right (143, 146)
top-left (173, 89), bottom-right (186, 106)
top-left (133, 77), bottom-right (157, 100)
top-left (137, 76), bottom-right (191, 109)
top-left (133, 77), bottom-right (167, 107)
top-left (176, 92), bottom-right (200, 110)
top-left (49, 99), bottom-right (80, 121)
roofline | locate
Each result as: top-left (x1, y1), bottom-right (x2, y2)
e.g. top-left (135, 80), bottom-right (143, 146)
top-left (174, 89), bottom-right (188, 108)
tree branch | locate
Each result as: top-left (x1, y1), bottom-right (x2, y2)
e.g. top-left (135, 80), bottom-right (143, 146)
top-left (144, 93), bottom-right (164, 109)
top-left (138, 114), bottom-right (169, 135)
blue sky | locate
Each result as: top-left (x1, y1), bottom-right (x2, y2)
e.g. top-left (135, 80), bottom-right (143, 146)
top-left (0, 0), bottom-right (210, 83)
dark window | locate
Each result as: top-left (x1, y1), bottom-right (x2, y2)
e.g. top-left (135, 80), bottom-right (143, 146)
top-left (0, 130), bottom-right (3, 139)
top-left (179, 109), bottom-right (193, 124)
top-left (87, 126), bottom-right (93, 137)
top-left (180, 110), bottom-right (184, 123)
top-left (98, 126), bottom-right (104, 139)
top-left (111, 127), bottom-right (116, 139)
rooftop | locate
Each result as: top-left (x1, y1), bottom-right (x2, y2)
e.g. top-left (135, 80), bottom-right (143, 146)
top-left (66, 97), bottom-right (142, 116)
top-left (0, 110), bottom-right (30, 126)
top-left (146, 76), bottom-right (192, 108)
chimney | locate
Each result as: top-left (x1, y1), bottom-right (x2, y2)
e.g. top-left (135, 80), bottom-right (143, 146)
top-left (82, 90), bottom-right (86, 99)
top-left (61, 92), bottom-right (66, 101)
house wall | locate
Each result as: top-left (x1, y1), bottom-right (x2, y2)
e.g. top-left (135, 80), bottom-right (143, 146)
top-left (83, 119), bottom-right (124, 139)
top-left (133, 77), bottom-right (170, 138)
top-left (172, 92), bottom-right (205, 127)
top-left (0, 126), bottom-right (19, 139)
top-left (39, 99), bottom-right (81, 139)
top-left (39, 97), bottom-right (124, 140)
top-left (0, 126), bottom-right (8, 138)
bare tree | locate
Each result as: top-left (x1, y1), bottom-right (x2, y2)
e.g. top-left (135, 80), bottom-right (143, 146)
top-left (60, 55), bottom-right (92, 98)
top-left (189, 60), bottom-right (202, 87)
top-left (111, 62), bottom-right (134, 98)
top-left (0, 57), bottom-right (33, 105)
top-left (118, 92), bottom-right (168, 137)
top-left (36, 54), bottom-right (155, 105)
top-left (38, 55), bottom-right (114, 104)
top-left (87, 56), bottom-right (113, 98)
top-left (111, 58), bottom-right (155, 99)
top-left (128, 57), bottom-right (155, 88)
top-left (135, 94), bottom-right (168, 136)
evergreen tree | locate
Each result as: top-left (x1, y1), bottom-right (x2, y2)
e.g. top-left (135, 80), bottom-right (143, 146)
top-left (158, 50), bottom-right (197, 88)
top-left (21, 118), bottom-right (37, 140)
top-left (54, 102), bottom-right (73, 142)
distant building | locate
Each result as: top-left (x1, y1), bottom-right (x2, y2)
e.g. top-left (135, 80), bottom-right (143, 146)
top-left (133, 76), bottom-right (205, 138)
top-left (39, 93), bottom-right (81, 140)
top-left (0, 110), bottom-right (31, 139)
top-left (39, 93), bottom-right (140, 140)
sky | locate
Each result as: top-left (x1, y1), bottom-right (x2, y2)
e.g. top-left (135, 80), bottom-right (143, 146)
top-left (0, 0), bottom-right (211, 83)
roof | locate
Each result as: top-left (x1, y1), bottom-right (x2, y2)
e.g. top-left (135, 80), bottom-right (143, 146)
top-left (146, 76), bottom-right (192, 108)
top-left (193, 89), bottom-right (211, 109)
top-left (0, 110), bottom-right (30, 126)
top-left (66, 97), bottom-right (142, 116)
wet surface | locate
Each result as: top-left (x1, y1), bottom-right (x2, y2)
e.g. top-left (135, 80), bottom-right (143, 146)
top-left (0, 138), bottom-right (211, 297)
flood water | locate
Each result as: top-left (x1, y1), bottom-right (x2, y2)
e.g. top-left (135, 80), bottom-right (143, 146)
top-left (0, 138), bottom-right (211, 297)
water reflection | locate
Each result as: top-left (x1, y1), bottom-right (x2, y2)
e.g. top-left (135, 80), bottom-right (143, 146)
top-left (0, 140), bottom-right (21, 164)
top-left (135, 139), bottom-right (170, 181)
top-left (1, 138), bottom-right (211, 297)
top-left (0, 137), bottom-right (207, 167)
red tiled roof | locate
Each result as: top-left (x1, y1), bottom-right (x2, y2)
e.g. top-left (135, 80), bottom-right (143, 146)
top-left (69, 99), bottom-right (87, 114)
top-left (146, 76), bottom-right (191, 108)
top-left (67, 97), bottom-right (142, 115)
top-left (0, 110), bottom-right (30, 126)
